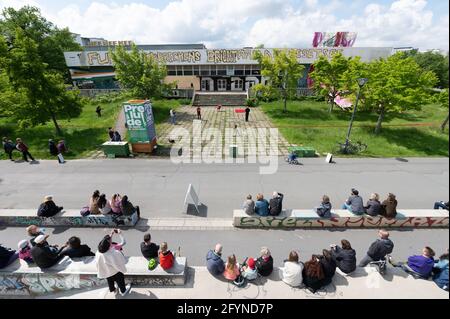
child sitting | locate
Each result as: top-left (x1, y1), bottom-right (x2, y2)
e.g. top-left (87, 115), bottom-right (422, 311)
top-left (241, 257), bottom-right (258, 281)
top-left (159, 242), bottom-right (175, 270)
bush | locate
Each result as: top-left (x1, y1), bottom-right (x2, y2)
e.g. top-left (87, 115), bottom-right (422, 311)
top-left (178, 98), bottom-right (192, 105)
top-left (246, 98), bottom-right (259, 107)
top-left (253, 84), bottom-right (280, 102)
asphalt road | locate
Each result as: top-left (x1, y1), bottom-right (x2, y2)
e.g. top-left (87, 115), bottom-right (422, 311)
top-left (0, 227), bottom-right (448, 267)
top-left (0, 158), bottom-right (448, 218)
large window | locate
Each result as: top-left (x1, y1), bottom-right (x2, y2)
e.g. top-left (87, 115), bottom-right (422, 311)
top-left (167, 66), bottom-right (176, 76)
top-left (183, 66), bottom-right (193, 76)
top-left (176, 66), bottom-right (183, 76)
top-left (193, 65), bottom-right (200, 75)
top-left (217, 65), bottom-right (226, 76)
top-left (200, 65), bottom-right (210, 76)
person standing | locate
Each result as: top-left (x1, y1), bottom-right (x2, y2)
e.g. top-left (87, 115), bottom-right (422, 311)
top-left (196, 107), bottom-right (202, 120)
top-left (16, 138), bottom-right (35, 162)
top-left (96, 106), bottom-right (102, 117)
top-left (108, 128), bottom-right (115, 140)
top-left (170, 109), bottom-right (176, 125)
top-left (2, 137), bottom-right (16, 161)
top-left (96, 230), bottom-right (132, 297)
top-left (48, 139), bottom-right (58, 159)
top-left (245, 106), bottom-right (251, 122)
top-left (56, 140), bottom-right (67, 164)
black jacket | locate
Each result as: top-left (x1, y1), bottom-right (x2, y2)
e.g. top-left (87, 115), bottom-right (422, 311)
top-left (319, 256), bottom-right (337, 286)
top-left (3, 141), bottom-right (15, 153)
top-left (60, 245), bottom-right (95, 259)
top-left (365, 200), bottom-right (383, 216)
top-left (37, 201), bottom-right (61, 217)
top-left (31, 244), bottom-right (63, 269)
top-left (269, 193), bottom-right (284, 216)
top-left (256, 256), bottom-right (274, 277)
top-left (302, 268), bottom-right (325, 293)
top-left (48, 141), bottom-right (58, 156)
top-left (141, 242), bottom-right (160, 259)
top-left (0, 245), bottom-right (16, 269)
top-left (367, 239), bottom-right (394, 261)
top-left (331, 247), bottom-right (356, 274)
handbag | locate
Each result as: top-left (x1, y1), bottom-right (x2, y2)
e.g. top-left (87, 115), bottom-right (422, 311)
top-left (80, 206), bottom-right (90, 217)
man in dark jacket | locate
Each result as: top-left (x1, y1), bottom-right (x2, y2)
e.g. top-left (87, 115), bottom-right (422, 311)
top-left (37, 196), bottom-right (63, 217)
top-left (359, 230), bottom-right (394, 267)
top-left (2, 137), bottom-right (16, 161)
top-left (256, 247), bottom-right (274, 277)
top-left (269, 192), bottom-right (284, 216)
top-left (206, 244), bottom-right (225, 276)
top-left (16, 138), bottom-right (35, 162)
top-left (60, 236), bottom-right (95, 259)
top-left (48, 139), bottom-right (58, 156)
top-left (140, 233), bottom-right (159, 259)
top-left (0, 244), bottom-right (19, 269)
top-left (31, 235), bottom-right (65, 269)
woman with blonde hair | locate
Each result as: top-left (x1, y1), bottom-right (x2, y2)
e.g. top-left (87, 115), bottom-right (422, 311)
top-left (364, 193), bottom-right (382, 216)
top-left (256, 247), bottom-right (274, 277)
top-left (223, 254), bottom-right (240, 281)
top-left (381, 193), bottom-right (398, 219)
top-left (255, 193), bottom-right (269, 217)
top-left (110, 194), bottom-right (122, 215)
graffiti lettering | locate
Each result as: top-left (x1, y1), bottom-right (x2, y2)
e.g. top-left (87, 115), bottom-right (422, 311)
top-left (87, 52), bottom-right (111, 65)
top-left (148, 51), bottom-right (201, 64)
top-left (206, 49), bottom-right (253, 63)
top-left (237, 216), bottom-right (449, 228)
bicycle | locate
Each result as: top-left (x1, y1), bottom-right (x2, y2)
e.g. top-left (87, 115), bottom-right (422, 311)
top-left (369, 256), bottom-right (389, 276)
top-left (335, 141), bottom-right (368, 155)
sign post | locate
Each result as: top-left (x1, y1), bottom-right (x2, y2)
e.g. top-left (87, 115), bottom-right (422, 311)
top-left (123, 100), bottom-right (157, 153)
top-left (184, 184), bottom-right (201, 215)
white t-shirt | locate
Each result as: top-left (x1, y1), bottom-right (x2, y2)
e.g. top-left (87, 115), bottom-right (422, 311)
top-left (280, 261), bottom-right (303, 287)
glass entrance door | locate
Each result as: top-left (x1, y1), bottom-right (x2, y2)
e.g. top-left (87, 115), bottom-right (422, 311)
top-left (217, 79), bottom-right (227, 91)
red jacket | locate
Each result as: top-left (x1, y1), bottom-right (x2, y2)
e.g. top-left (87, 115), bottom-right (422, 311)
top-left (17, 142), bottom-right (28, 152)
top-left (159, 251), bottom-right (174, 270)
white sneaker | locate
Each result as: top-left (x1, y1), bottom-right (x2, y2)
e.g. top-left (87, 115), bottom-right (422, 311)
top-left (119, 284), bottom-right (132, 297)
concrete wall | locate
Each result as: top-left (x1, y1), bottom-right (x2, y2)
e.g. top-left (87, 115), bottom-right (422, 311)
top-left (164, 76), bottom-right (200, 90)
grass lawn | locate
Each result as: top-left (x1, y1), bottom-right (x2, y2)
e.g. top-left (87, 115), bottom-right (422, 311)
top-left (261, 100), bottom-right (449, 157)
top-left (0, 95), bottom-right (186, 160)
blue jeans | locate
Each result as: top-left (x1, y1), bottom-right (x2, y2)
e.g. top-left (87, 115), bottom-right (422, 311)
top-left (434, 202), bottom-right (448, 210)
top-left (342, 203), bottom-right (363, 215)
top-left (170, 116), bottom-right (176, 125)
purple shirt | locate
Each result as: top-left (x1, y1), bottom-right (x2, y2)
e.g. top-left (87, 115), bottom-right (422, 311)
top-left (407, 255), bottom-right (434, 278)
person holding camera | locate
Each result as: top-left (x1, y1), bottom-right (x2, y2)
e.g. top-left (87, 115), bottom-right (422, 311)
top-left (96, 229), bottom-right (131, 297)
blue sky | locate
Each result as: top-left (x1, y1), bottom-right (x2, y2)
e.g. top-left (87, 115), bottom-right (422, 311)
top-left (1, 0), bottom-right (448, 50)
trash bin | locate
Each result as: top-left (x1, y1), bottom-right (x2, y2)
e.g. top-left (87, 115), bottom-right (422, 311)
top-left (102, 142), bottom-right (130, 158)
top-left (288, 146), bottom-right (316, 158)
top-left (229, 145), bottom-right (238, 158)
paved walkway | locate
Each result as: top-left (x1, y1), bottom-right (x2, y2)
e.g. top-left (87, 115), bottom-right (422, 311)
top-left (35, 266), bottom-right (448, 299)
top-left (156, 106), bottom-right (292, 157)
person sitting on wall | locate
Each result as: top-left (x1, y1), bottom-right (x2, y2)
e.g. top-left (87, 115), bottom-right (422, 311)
top-left (243, 195), bottom-right (255, 215)
top-left (280, 251), bottom-right (304, 287)
top-left (341, 188), bottom-right (365, 215)
top-left (380, 193), bottom-right (398, 219)
top-left (37, 195), bottom-right (64, 217)
top-left (141, 233), bottom-right (160, 260)
top-left (60, 236), bottom-right (95, 259)
top-left (206, 244), bottom-right (225, 277)
top-left (434, 201), bottom-right (449, 211)
top-left (112, 131), bottom-right (122, 142)
top-left (17, 240), bottom-right (33, 264)
top-left (269, 192), bottom-right (284, 216)
top-left (315, 195), bottom-right (332, 218)
top-left (119, 195), bottom-right (141, 224)
top-left (255, 193), bottom-right (270, 217)
top-left (319, 249), bottom-right (337, 287)
top-left (31, 234), bottom-right (66, 269)
top-left (26, 225), bottom-right (45, 247)
top-left (241, 257), bottom-right (258, 281)
top-left (302, 255), bottom-right (326, 293)
top-left (256, 247), bottom-right (274, 277)
top-left (330, 240), bottom-right (357, 275)
top-left (433, 249), bottom-right (449, 291)
top-left (159, 242), bottom-right (175, 270)
top-left (392, 247), bottom-right (436, 279)
top-left (223, 254), bottom-right (240, 282)
top-left (358, 230), bottom-right (394, 267)
top-left (364, 193), bottom-right (383, 216)
top-left (0, 244), bottom-right (19, 269)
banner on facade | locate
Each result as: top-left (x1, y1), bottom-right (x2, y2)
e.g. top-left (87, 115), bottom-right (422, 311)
top-left (123, 100), bottom-right (157, 144)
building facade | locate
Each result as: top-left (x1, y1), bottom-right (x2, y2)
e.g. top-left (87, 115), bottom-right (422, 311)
top-left (64, 39), bottom-right (393, 92)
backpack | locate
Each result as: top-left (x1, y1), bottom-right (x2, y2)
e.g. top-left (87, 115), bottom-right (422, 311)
top-left (148, 258), bottom-right (158, 271)
top-left (233, 274), bottom-right (246, 287)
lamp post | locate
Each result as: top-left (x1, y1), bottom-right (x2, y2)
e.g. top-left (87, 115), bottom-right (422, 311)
top-left (343, 78), bottom-right (368, 154)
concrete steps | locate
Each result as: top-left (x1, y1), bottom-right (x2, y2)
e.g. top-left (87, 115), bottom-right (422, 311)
top-left (193, 93), bottom-right (248, 106)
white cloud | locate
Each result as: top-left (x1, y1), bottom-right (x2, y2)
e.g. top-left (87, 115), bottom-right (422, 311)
top-left (0, 0), bottom-right (448, 50)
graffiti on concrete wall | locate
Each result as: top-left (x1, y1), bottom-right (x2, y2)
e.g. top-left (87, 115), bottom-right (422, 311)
top-left (128, 275), bottom-right (178, 286)
top-left (148, 51), bottom-right (202, 64)
top-left (237, 216), bottom-right (449, 228)
top-left (0, 274), bottom-right (104, 296)
top-left (0, 215), bottom-right (115, 227)
top-left (207, 49), bottom-right (254, 63)
top-left (87, 52), bottom-right (111, 65)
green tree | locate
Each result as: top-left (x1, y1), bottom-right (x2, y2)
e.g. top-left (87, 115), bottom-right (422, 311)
top-left (405, 50), bottom-right (449, 88)
top-left (0, 29), bottom-right (82, 135)
top-left (435, 89), bottom-right (449, 132)
top-left (310, 52), bottom-right (365, 113)
top-left (253, 49), bottom-right (305, 113)
top-left (111, 44), bottom-right (171, 99)
top-left (0, 6), bottom-right (82, 83)
top-left (362, 53), bottom-right (437, 134)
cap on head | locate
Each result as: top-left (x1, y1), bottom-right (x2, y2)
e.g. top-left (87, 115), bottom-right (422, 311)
top-left (34, 235), bottom-right (47, 244)
top-left (247, 258), bottom-right (256, 269)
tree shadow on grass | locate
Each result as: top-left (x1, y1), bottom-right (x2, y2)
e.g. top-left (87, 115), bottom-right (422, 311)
top-left (372, 127), bottom-right (449, 156)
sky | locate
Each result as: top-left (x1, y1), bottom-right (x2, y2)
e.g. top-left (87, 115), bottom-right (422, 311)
top-left (0, 0), bottom-right (448, 50)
